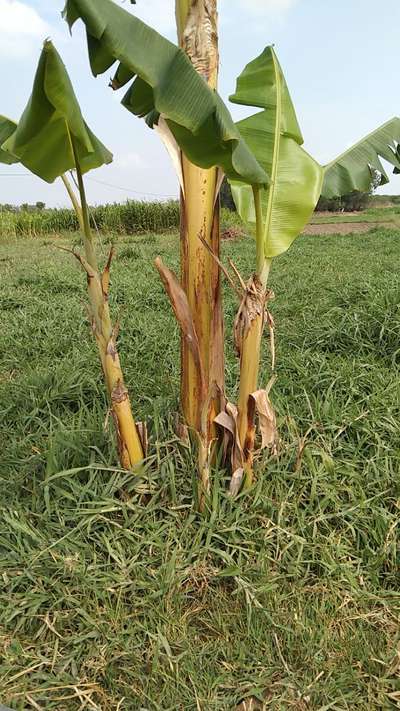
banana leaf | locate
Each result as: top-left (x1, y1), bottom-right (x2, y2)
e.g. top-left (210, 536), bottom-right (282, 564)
top-left (0, 116), bottom-right (18, 165)
top-left (3, 41), bottom-right (112, 182)
top-left (322, 118), bottom-right (400, 198)
top-left (62, 0), bottom-right (268, 186)
top-left (229, 47), bottom-right (323, 259)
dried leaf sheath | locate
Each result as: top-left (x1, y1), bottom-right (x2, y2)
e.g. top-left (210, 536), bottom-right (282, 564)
top-left (235, 279), bottom-right (276, 488)
top-left (154, 256), bottom-right (206, 414)
top-left (235, 277), bottom-right (267, 457)
top-left (154, 254), bottom-right (213, 500)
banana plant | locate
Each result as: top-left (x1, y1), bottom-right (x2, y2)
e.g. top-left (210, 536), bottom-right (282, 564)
top-left (63, 3), bottom-right (400, 499)
top-left (223, 46), bottom-right (400, 492)
top-left (62, 0), bottom-right (267, 501)
top-left (2, 40), bottom-right (145, 469)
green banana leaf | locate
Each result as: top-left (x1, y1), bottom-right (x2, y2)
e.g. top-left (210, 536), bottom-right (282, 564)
top-left (3, 41), bottom-right (112, 183)
top-left (322, 118), bottom-right (400, 198)
top-left (229, 47), bottom-right (323, 259)
top-left (62, 0), bottom-right (268, 186)
top-left (0, 116), bottom-right (18, 165)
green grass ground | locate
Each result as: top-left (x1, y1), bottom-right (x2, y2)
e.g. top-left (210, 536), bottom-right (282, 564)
top-left (310, 206), bottom-right (400, 225)
top-left (0, 227), bottom-right (399, 710)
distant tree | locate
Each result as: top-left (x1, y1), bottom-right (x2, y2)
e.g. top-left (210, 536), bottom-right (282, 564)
top-left (373, 194), bottom-right (400, 206)
top-left (316, 172), bottom-right (381, 212)
top-left (316, 194), bottom-right (342, 212)
top-left (36, 201), bottom-right (46, 210)
top-left (342, 190), bottom-right (371, 212)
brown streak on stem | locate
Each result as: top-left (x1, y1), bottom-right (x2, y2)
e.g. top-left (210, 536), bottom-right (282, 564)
top-left (111, 410), bottom-right (131, 471)
top-left (106, 338), bottom-right (118, 362)
top-left (111, 380), bottom-right (129, 405)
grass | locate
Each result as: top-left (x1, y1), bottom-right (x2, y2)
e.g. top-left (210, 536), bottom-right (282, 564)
top-left (0, 226), bottom-right (399, 709)
top-left (310, 206), bottom-right (400, 225)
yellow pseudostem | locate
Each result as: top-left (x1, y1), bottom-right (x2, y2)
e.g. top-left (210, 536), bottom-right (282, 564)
top-left (177, 0), bottom-right (224, 503)
top-left (236, 186), bottom-right (273, 489)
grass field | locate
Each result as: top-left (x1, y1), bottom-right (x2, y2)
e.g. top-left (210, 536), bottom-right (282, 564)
top-left (0, 224), bottom-right (399, 709)
top-left (310, 206), bottom-right (400, 225)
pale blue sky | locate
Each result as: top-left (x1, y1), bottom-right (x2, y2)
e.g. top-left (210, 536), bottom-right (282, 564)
top-left (1, 0), bottom-right (399, 206)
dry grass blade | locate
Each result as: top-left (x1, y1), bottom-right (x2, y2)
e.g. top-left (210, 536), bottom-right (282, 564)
top-left (228, 257), bottom-right (248, 291)
top-left (266, 307), bottom-right (276, 371)
top-left (198, 232), bottom-right (243, 299)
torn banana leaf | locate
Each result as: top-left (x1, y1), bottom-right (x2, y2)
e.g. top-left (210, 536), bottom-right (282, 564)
top-left (322, 118), bottom-right (400, 198)
top-left (229, 46), bottom-right (323, 259)
top-left (63, 0), bottom-right (268, 186)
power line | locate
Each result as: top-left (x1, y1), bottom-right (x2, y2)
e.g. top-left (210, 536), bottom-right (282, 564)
top-left (86, 175), bottom-right (177, 199)
top-left (0, 172), bottom-right (31, 176)
top-left (0, 172), bottom-right (177, 200)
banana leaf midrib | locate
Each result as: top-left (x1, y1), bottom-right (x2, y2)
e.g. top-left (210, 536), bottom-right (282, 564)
top-left (263, 49), bottom-right (282, 250)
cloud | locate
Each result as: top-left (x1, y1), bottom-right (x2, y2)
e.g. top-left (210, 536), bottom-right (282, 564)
top-left (0, 0), bottom-right (49, 56)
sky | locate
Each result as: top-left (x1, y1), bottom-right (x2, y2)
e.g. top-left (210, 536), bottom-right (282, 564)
top-left (1, 0), bottom-right (400, 206)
